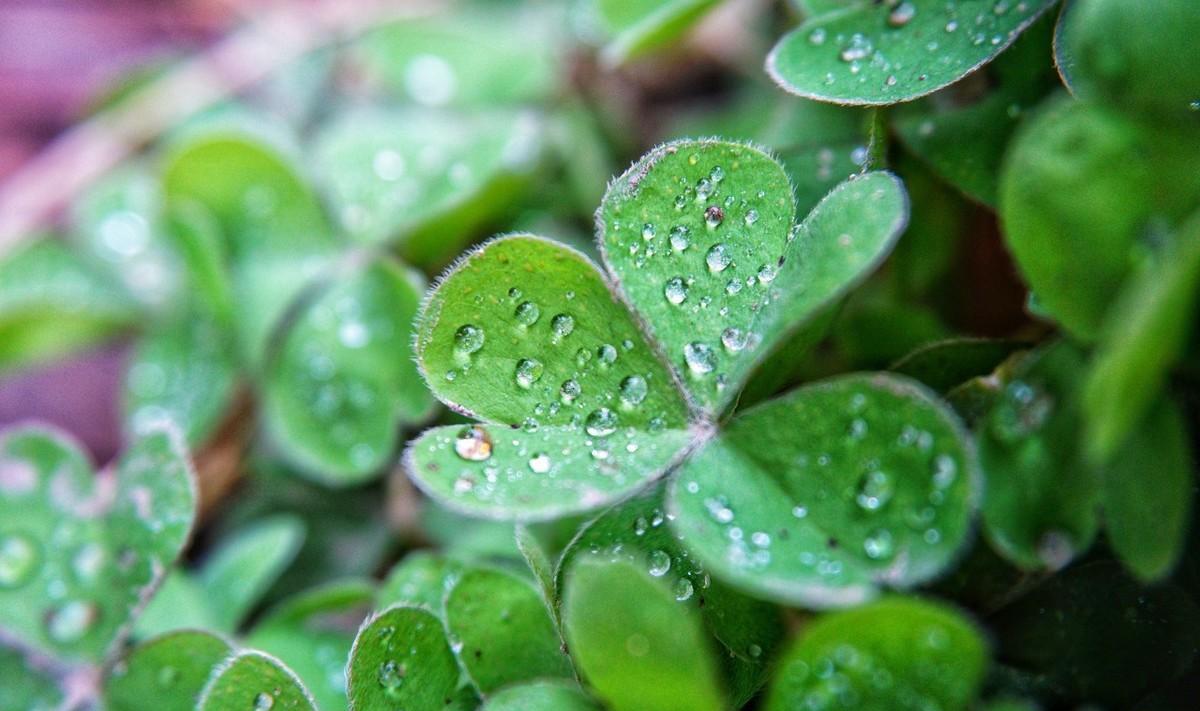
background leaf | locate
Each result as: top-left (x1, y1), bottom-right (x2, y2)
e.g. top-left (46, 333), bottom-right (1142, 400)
top-left (346, 604), bottom-right (461, 711)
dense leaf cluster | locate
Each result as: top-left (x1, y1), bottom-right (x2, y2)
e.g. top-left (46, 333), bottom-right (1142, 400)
top-left (1, 1), bottom-right (1199, 709)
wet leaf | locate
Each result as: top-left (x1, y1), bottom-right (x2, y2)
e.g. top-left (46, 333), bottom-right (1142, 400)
top-left (977, 342), bottom-right (1101, 570)
top-left (444, 567), bottom-right (573, 693)
top-left (601, 139), bottom-right (907, 415)
top-left (346, 604), bottom-right (461, 711)
top-left (563, 557), bottom-right (724, 711)
top-left (592, 0), bottom-right (721, 66)
top-left (764, 596), bottom-right (988, 710)
top-left (481, 680), bottom-right (600, 711)
top-left (766, 0), bottom-right (1057, 106)
top-left (670, 373), bottom-right (978, 608)
top-left (0, 422), bottom-right (195, 663)
top-left (198, 650), bottom-right (316, 711)
top-left (263, 258), bottom-right (433, 484)
top-left (378, 551), bottom-right (464, 614)
top-left (104, 629), bottom-right (233, 711)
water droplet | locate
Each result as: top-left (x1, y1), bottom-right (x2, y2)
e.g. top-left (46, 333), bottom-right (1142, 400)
top-left (528, 453), bottom-right (552, 474)
top-left (619, 375), bottom-right (648, 406)
top-left (377, 660), bottom-right (405, 695)
top-left (887, 2), bottom-right (916, 27)
top-left (642, 223), bottom-right (656, 241)
top-left (945, 20), bottom-right (959, 32)
top-left (705, 244), bottom-right (732, 272)
top-left (586, 408), bottom-right (618, 437)
top-left (669, 225), bottom-right (691, 251)
top-left (792, 505), bottom-right (808, 519)
top-left (756, 263), bottom-right (778, 284)
top-left (253, 692), bottom-right (275, 710)
top-left (454, 426), bottom-right (493, 461)
top-left (508, 287), bottom-right (522, 300)
top-left (863, 529), bottom-right (894, 560)
top-left (597, 344), bottom-right (618, 365)
top-left (71, 543), bottom-right (105, 584)
top-left (809, 27), bottom-right (827, 45)
top-left (725, 278), bottom-right (743, 295)
top-left (684, 342), bottom-right (716, 375)
top-left (839, 34), bottom-right (873, 62)
top-left (454, 324), bottom-right (484, 354)
top-left (743, 209), bottom-right (759, 226)
top-left (847, 418), bottom-right (868, 440)
top-left (721, 328), bottom-right (747, 353)
top-left (45, 600), bottom-right (98, 644)
top-left (647, 550), bottom-right (672, 577)
top-left (932, 454), bottom-right (957, 489)
top-left (560, 379), bottom-right (581, 402)
top-left (550, 313), bottom-right (575, 339)
top-left (673, 577), bottom-right (694, 601)
top-left (0, 532), bottom-right (40, 589)
top-left (514, 358), bottom-right (544, 389)
top-left (856, 469), bottom-right (895, 511)
top-left (664, 277), bottom-right (688, 305)
top-left (514, 301), bottom-right (540, 327)
top-left (704, 205), bottom-right (725, 228)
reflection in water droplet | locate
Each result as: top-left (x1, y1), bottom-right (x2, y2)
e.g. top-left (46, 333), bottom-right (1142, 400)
top-left (454, 426), bottom-right (493, 462)
top-left (684, 342), bottom-right (717, 375)
top-left (560, 379), bottom-right (581, 403)
top-left (551, 314), bottom-right (575, 339)
top-left (704, 206), bottom-right (725, 228)
top-left (454, 324), bottom-right (485, 354)
top-left (586, 408), bottom-right (619, 437)
top-left (673, 577), bottom-right (694, 601)
top-left (514, 301), bottom-right (541, 327)
top-left (514, 358), bottom-right (544, 389)
top-left (648, 550), bottom-right (672, 577)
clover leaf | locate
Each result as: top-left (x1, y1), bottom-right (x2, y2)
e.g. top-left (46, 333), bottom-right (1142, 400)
top-left (0, 421), bottom-right (195, 664)
top-left (346, 604), bottom-right (461, 711)
top-left (766, 0), bottom-right (1058, 106)
top-left (104, 629), bottom-right (234, 711)
top-left (198, 650), bottom-right (317, 711)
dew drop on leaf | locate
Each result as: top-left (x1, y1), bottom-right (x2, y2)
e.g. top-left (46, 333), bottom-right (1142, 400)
top-left (704, 205), bottom-right (724, 228)
top-left (664, 277), bottom-right (689, 305)
top-left (45, 599), bottom-right (98, 644)
top-left (560, 378), bottom-right (582, 402)
top-left (454, 324), bottom-right (485, 354)
top-left (0, 532), bottom-right (40, 589)
top-left (528, 452), bottom-right (552, 474)
top-left (550, 313), bottom-right (575, 339)
top-left (619, 375), bottom-right (648, 406)
top-left (454, 425), bottom-right (493, 462)
top-left (585, 408), bottom-right (619, 437)
top-left (888, 2), bottom-right (916, 27)
top-left (673, 577), bottom-right (694, 601)
top-left (684, 342), bottom-right (717, 375)
top-left (647, 550), bottom-right (672, 577)
top-left (253, 692), bottom-right (275, 710)
top-left (514, 301), bottom-right (541, 327)
top-left (597, 344), bottom-right (618, 366)
top-left (669, 225), bottom-right (691, 251)
top-left (705, 243), bottom-right (731, 272)
top-left (514, 358), bottom-right (544, 389)
top-left (856, 469), bottom-right (895, 511)
top-left (863, 529), bottom-right (895, 560)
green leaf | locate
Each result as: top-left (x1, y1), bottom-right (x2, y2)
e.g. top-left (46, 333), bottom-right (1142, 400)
top-left (1101, 398), bottom-right (1194, 582)
top-left (1056, 0), bottom-right (1200, 120)
top-left (999, 97), bottom-right (1200, 340)
top-left (123, 306), bottom-right (238, 445)
top-left (557, 484), bottom-right (783, 705)
top-left (263, 258), bottom-right (433, 484)
top-left (161, 119), bottom-right (333, 259)
top-left (312, 107), bottom-right (542, 264)
top-left (408, 234), bottom-right (692, 519)
top-left (1082, 211), bottom-right (1200, 461)
top-left (763, 596), bottom-right (988, 710)
top-left (593, 0), bottom-right (721, 66)
top-left (600, 139), bottom-right (908, 414)
top-left (199, 516), bottom-right (306, 631)
top-left (70, 163), bottom-right (185, 310)
top-left (558, 484), bottom-right (783, 661)
top-left (563, 557), bottom-right (724, 711)
top-left (198, 650), bottom-right (317, 711)
top-left (347, 604), bottom-right (461, 711)
top-left (406, 423), bottom-right (691, 522)
top-left (514, 525), bottom-right (559, 623)
top-left (977, 341), bottom-right (1100, 570)
top-left (670, 373), bottom-right (978, 607)
top-left (104, 629), bottom-right (233, 711)
top-left (482, 680), bottom-right (600, 711)
top-left (0, 240), bottom-right (138, 372)
top-left (0, 422), bottom-right (195, 663)
top-left (347, 7), bottom-right (560, 107)
top-left (378, 551), bottom-right (464, 614)
top-left (247, 580), bottom-right (374, 710)
top-left (133, 572), bottom-right (221, 639)
top-left (766, 0), bottom-right (1057, 106)
top-left (444, 567), bottom-right (573, 693)
top-left (0, 646), bottom-right (62, 711)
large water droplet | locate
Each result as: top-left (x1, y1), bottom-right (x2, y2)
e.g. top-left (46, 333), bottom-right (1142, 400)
top-left (0, 532), bottom-right (40, 589)
top-left (673, 577), bottom-right (694, 601)
top-left (45, 599), bottom-right (98, 644)
top-left (619, 375), bottom-right (648, 406)
top-left (669, 225), bottom-right (691, 251)
top-left (597, 344), bottom-right (618, 366)
top-left (642, 223), bottom-right (656, 241)
top-left (454, 425), bottom-right (493, 462)
top-left (514, 301), bottom-right (541, 327)
top-left (705, 244), bottom-right (731, 272)
top-left (560, 379), bottom-right (581, 403)
top-left (514, 358), bottom-right (544, 389)
top-left (585, 408), bottom-right (618, 437)
top-left (550, 314), bottom-right (575, 339)
top-left (856, 469), bottom-right (895, 511)
top-left (647, 550), bottom-right (672, 577)
top-left (684, 342), bottom-right (716, 375)
top-left (664, 277), bottom-right (688, 305)
top-left (887, 2), bottom-right (916, 27)
top-left (528, 452), bottom-right (552, 474)
top-left (721, 328), bottom-right (747, 353)
top-left (378, 660), bottom-right (405, 696)
top-left (253, 692), bottom-right (275, 710)
top-left (839, 34), bottom-right (873, 62)
top-left (454, 325), bottom-right (484, 354)
top-left (704, 205), bottom-right (725, 228)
